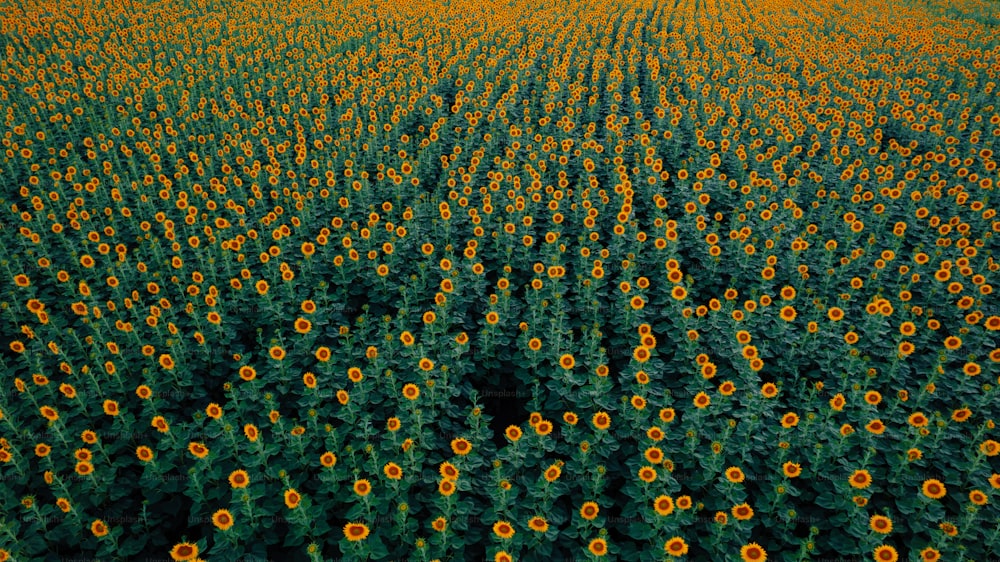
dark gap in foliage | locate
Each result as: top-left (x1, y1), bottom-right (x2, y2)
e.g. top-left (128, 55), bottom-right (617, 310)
top-left (481, 359), bottom-right (530, 451)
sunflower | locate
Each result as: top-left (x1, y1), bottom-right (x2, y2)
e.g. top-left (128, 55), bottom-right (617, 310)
top-left (169, 542), bottom-right (199, 561)
top-left (284, 489), bottom-right (301, 509)
top-left (592, 412), bottom-right (611, 430)
top-left (534, 420), bottom-right (553, 436)
top-left (59, 384), bottom-right (77, 399)
top-left (493, 520), bottom-right (515, 539)
top-left (294, 318), bottom-right (312, 334)
top-left (228, 470), bottom-right (249, 488)
top-left (921, 479), bottom-right (947, 499)
top-left (732, 503), bottom-right (754, 521)
top-left (438, 479), bottom-right (456, 496)
top-left (541, 463), bottom-right (562, 482)
top-left (718, 381), bottom-right (735, 395)
top-left (451, 438), bottom-right (472, 455)
top-left (782, 462), bottom-right (802, 478)
top-left (580, 501), bottom-right (599, 520)
top-left (981, 440), bottom-right (1000, 456)
top-left (741, 543), bottom-right (767, 562)
top-left (136, 446), bottom-right (154, 462)
top-left (559, 353), bottom-right (575, 369)
top-left (649, 494), bottom-right (675, 516)
top-left (637, 466), bottom-right (657, 483)
top-left (353, 479), bottom-right (372, 496)
top-left (694, 392), bottom-right (711, 408)
top-left (781, 413), bottom-right (799, 428)
top-left (849, 469), bottom-right (872, 489)
top-left (645, 447), bottom-right (664, 464)
top-left (375, 460), bottom-right (402, 481)
top-left (870, 514), bottom-right (892, 533)
top-left (205, 403), bottom-right (223, 419)
top-left (91, 519), bottom-right (108, 537)
top-left (158, 354), bottom-right (175, 370)
top-left (528, 516), bottom-right (548, 532)
top-left (440, 462), bottom-right (460, 481)
top-left (238, 366), bottom-right (257, 381)
top-left (379, 416), bottom-right (400, 433)
top-left (865, 420), bottom-right (886, 435)
top-left (588, 538), bottom-right (608, 556)
top-left (344, 522), bottom-right (370, 541)
top-left (761, 383), bottom-right (778, 398)
top-left (725, 467), bottom-right (745, 483)
top-left (212, 509), bottom-right (234, 531)
top-left (432, 517), bottom-right (447, 532)
top-left (919, 547), bottom-right (941, 561)
top-left (952, 408), bottom-right (972, 422)
top-left (702, 363), bottom-right (717, 379)
top-left (320, 452), bottom-right (337, 468)
top-left (873, 545), bottom-right (898, 562)
top-left (302, 372), bottom-right (318, 389)
top-left (968, 489), bottom-right (988, 505)
top-left (664, 537), bottom-right (688, 557)
top-left (244, 424), bottom-right (259, 442)
top-left (75, 461), bottom-right (94, 475)
top-left (188, 442), bottom-right (209, 459)
top-left (402, 384), bottom-right (420, 400)
top-left (829, 393), bottom-right (846, 411)
top-left (780, 305), bottom-right (797, 321)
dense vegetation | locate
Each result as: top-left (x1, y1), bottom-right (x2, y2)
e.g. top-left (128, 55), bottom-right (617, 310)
top-left (1, 0), bottom-right (999, 560)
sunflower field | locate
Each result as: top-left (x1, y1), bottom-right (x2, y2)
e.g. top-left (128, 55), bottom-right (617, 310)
top-left (1, 0), bottom-right (999, 560)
